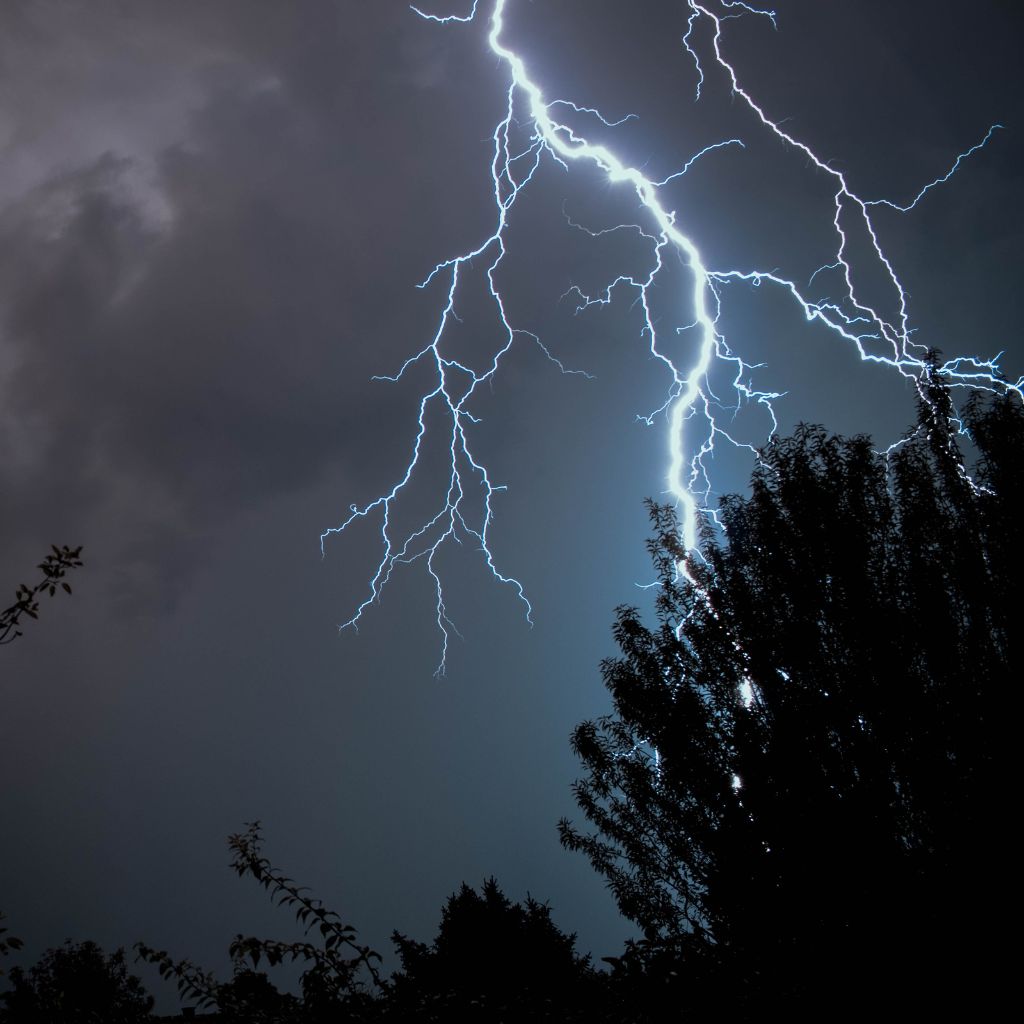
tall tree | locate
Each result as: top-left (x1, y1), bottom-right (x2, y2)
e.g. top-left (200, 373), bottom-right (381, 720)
top-left (560, 381), bottom-right (1019, 1016)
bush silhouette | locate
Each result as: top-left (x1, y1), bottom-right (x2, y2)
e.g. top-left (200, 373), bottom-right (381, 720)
top-left (1, 940), bottom-right (153, 1023)
top-left (389, 878), bottom-right (604, 1021)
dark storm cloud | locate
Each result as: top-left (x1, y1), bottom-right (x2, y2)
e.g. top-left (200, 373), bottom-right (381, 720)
top-left (0, 0), bottom-right (494, 607)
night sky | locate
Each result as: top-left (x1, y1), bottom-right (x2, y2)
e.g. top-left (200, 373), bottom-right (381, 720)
top-left (2, 0), bottom-right (1021, 1010)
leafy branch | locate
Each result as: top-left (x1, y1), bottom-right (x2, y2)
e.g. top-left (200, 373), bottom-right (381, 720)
top-left (135, 825), bottom-right (388, 1018)
top-left (1, 545), bottom-right (84, 646)
top-left (0, 912), bottom-right (23, 976)
top-left (133, 944), bottom-right (221, 1011)
top-left (227, 822), bottom-right (388, 994)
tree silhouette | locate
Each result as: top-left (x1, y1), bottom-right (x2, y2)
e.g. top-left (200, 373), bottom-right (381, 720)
top-left (139, 826), bottom-right (615, 1022)
top-left (389, 878), bottom-right (604, 1022)
top-left (560, 381), bottom-right (1019, 1016)
top-left (214, 968), bottom-right (302, 1022)
top-left (0, 941), bottom-right (153, 1023)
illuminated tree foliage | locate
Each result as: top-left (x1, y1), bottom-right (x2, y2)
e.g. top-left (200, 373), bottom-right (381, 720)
top-left (560, 380), bottom-right (1019, 1015)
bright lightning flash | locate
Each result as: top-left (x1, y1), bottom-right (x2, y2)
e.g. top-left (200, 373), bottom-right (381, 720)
top-left (321, 0), bottom-right (1020, 675)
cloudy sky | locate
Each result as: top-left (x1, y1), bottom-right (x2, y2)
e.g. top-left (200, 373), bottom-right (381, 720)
top-left (2, 0), bottom-right (1021, 1009)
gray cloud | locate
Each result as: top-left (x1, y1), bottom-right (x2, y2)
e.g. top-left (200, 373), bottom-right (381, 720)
top-left (0, 0), bottom-right (494, 611)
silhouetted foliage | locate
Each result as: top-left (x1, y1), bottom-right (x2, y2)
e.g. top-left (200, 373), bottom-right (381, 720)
top-left (0, 940), bottom-right (153, 1023)
top-left (137, 823), bottom-right (386, 1022)
top-left (138, 828), bottom-right (616, 1022)
top-left (0, 917), bottom-right (21, 978)
top-left (226, 822), bottom-right (386, 1003)
top-left (1, 548), bottom-right (84, 1000)
top-left (215, 969), bottom-right (301, 1023)
top-left (1, 545), bottom-right (83, 646)
top-left (388, 878), bottom-right (605, 1022)
top-left (133, 944), bottom-right (221, 1015)
top-left (560, 381), bottom-right (1020, 1016)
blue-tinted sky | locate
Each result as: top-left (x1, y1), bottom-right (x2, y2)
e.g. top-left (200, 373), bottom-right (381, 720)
top-left (1, 0), bottom-right (1020, 1011)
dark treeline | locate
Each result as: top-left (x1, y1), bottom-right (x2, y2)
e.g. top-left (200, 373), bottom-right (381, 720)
top-left (2, 378), bottom-right (1018, 1021)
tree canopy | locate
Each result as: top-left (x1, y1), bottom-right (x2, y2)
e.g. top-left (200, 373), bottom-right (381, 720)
top-left (388, 877), bottom-right (601, 1022)
top-left (560, 382), bottom-right (1019, 1016)
top-left (0, 941), bottom-right (152, 1024)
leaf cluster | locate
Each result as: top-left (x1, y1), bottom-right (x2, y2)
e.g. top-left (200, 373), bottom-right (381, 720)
top-left (132, 944), bottom-right (220, 1013)
top-left (0, 915), bottom-right (22, 978)
top-left (1, 546), bottom-right (83, 646)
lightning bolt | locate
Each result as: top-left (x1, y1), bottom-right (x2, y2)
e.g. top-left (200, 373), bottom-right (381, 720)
top-left (321, 0), bottom-right (1019, 675)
